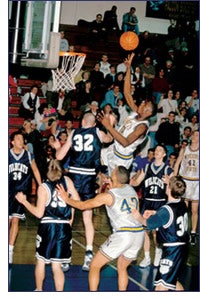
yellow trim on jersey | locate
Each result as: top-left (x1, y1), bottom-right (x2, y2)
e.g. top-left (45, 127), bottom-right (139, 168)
top-left (117, 226), bottom-right (144, 232)
top-left (114, 148), bottom-right (133, 160)
top-left (181, 176), bottom-right (199, 181)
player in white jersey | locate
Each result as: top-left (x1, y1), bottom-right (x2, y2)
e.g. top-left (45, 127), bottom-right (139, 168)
top-left (173, 130), bottom-right (199, 245)
top-left (98, 53), bottom-right (156, 176)
top-left (56, 165), bottom-right (144, 291)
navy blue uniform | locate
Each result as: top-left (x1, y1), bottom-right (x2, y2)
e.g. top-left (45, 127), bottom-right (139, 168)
top-left (140, 162), bottom-right (173, 213)
top-left (9, 149), bottom-right (33, 219)
top-left (36, 176), bottom-right (72, 264)
top-left (67, 127), bottom-right (102, 200)
top-left (146, 200), bottom-right (189, 290)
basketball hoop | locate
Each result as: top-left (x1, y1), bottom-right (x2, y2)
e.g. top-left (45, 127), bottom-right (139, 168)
top-left (51, 51), bottom-right (86, 91)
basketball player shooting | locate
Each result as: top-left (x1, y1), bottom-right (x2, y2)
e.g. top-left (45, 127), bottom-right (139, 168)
top-left (98, 52), bottom-right (157, 177)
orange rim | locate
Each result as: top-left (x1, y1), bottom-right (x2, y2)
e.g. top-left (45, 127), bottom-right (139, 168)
top-left (59, 51), bottom-right (86, 57)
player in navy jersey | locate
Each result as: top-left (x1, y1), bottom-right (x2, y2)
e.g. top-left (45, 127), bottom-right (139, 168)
top-left (9, 131), bottom-right (42, 264)
top-left (56, 165), bottom-right (144, 291)
top-left (16, 159), bottom-right (80, 291)
top-left (130, 144), bottom-right (173, 267)
top-left (132, 176), bottom-right (189, 291)
top-left (54, 112), bottom-right (113, 271)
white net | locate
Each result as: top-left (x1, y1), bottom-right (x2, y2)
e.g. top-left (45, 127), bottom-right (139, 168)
top-left (51, 52), bottom-right (86, 91)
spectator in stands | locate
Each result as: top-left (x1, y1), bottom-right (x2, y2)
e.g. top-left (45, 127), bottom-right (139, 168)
top-left (177, 47), bottom-right (196, 96)
top-left (53, 89), bottom-right (73, 120)
top-left (76, 80), bottom-right (94, 111)
top-left (19, 85), bottom-right (40, 120)
top-left (180, 126), bottom-right (192, 145)
top-left (137, 30), bottom-right (154, 63)
top-left (103, 5), bottom-right (120, 35)
top-left (163, 60), bottom-right (177, 91)
top-left (131, 66), bottom-right (143, 92)
top-left (41, 76), bottom-right (54, 106)
top-left (85, 101), bottom-right (100, 118)
top-left (165, 48), bottom-right (178, 67)
top-left (104, 65), bottom-right (117, 90)
top-left (99, 54), bottom-right (111, 78)
top-left (89, 13), bottom-right (108, 46)
top-left (116, 98), bottom-right (130, 129)
top-left (152, 68), bottom-right (169, 105)
top-left (58, 131), bottom-right (68, 147)
top-left (122, 7), bottom-right (139, 35)
top-left (130, 147), bottom-right (155, 176)
top-left (114, 72), bottom-right (125, 93)
top-left (90, 62), bottom-right (105, 101)
top-left (59, 31), bottom-right (69, 52)
top-left (100, 84), bottom-right (123, 113)
top-left (63, 119), bottom-right (74, 136)
top-left (175, 107), bottom-right (189, 135)
top-left (20, 119), bottom-right (47, 180)
top-left (174, 90), bottom-right (183, 107)
top-left (165, 19), bottom-right (178, 49)
top-left (166, 151), bottom-right (178, 170)
top-left (157, 89), bottom-right (177, 118)
top-left (140, 56), bottom-right (155, 100)
top-left (35, 103), bottom-right (59, 137)
top-left (185, 89), bottom-right (199, 119)
top-left (187, 114), bottom-right (199, 134)
top-left (155, 111), bottom-right (180, 158)
top-left (75, 70), bottom-right (91, 94)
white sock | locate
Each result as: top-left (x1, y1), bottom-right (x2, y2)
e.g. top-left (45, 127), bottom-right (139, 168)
top-left (155, 247), bottom-right (162, 253)
top-left (144, 251), bottom-right (150, 259)
top-left (9, 245), bottom-right (14, 252)
top-left (86, 245), bottom-right (93, 252)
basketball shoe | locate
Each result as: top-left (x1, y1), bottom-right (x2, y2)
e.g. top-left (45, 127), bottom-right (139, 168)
top-left (82, 250), bottom-right (93, 271)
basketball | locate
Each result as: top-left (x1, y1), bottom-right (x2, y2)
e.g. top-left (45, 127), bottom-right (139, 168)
top-left (119, 31), bottom-right (139, 51)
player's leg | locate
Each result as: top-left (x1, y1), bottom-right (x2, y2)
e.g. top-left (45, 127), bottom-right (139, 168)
top-left (117, 255), bottom-right (132, 291)
top-left (190, 200), bottom-right (199, 245)
top-left (82, 209), bottom-right (95, 270)
top-left (139, 231), bottom-right (151, 267)
top-left (89, 250), bottom-right (110, 291)
top-left (51, 262), bottom-right (65, 291)
top-left (9, 217), bottom-right (20, 263)
top-left (35, 259), bottom-right (45, 291)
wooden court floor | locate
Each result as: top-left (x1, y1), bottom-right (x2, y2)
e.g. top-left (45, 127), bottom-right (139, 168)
top-left (9, 195), bottom-right (199, 292)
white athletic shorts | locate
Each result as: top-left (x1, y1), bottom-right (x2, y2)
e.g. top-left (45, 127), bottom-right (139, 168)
top-left (183, 179), bottom-right (199, 201)
top-left (100, 231), bottom-right (144, 261)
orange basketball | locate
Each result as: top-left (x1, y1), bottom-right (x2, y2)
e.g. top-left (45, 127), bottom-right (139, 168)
top-left (119, 31), bottom-right (139, 51)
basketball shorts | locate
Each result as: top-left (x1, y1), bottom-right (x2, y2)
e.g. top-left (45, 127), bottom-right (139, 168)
top-left (183, 179), bottom-right (199, 201)
top-left (35, 222), bottom-right (72, 264)
top-left (68, 173), bottom-right (97, 200)
top-left (154, 244), bottom-right (188, 290)
top-left (140, 199), bottom-right (167, 214)
top-left (9, 195), bottom-right (26, 220)
top-left (100, 231), bottom-right (144, 261)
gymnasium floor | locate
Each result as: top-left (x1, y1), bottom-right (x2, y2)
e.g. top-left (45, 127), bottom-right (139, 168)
top-left (9, 201), bottom-right (199, 292)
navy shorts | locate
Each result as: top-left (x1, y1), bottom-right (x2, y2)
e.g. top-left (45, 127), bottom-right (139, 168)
top-left (140, 199), bottom-right (167, 214)
top-left (154, 244), bottom-right (188, 290)
top-left (36, 222), bottom-right (72, 264)
top-left (68, 173), bottom-right (97, 200)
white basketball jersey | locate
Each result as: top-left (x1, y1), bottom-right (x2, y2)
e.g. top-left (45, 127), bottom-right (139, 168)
top-left (105, 184), bottom-right (143, 232)
top-left (179, 145), bottom-right (199, 180)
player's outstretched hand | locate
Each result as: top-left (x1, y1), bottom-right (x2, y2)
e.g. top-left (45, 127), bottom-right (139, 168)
top-left (97, 111), bottom-right (112, 128)
top-left (56, 184), bottom-right (69, 203)
top-left (124, 52), bottom-right (135, 68)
